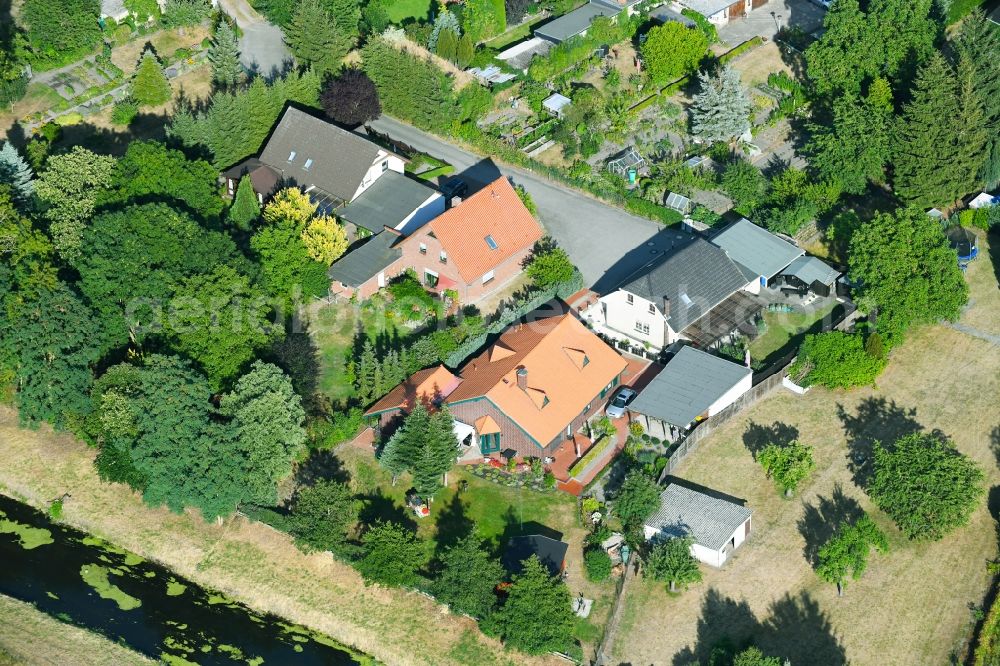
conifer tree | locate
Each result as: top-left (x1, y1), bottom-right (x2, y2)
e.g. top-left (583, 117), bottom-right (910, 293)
top-left (428, 9), bottom-right (460, 52)
top-left (324, 0), bottom-right (362, 40)
top-left (227, 175), bottom-right (259, 230)
top-left (131, 49), bottom-right (172, 107)
top-left (411, 405), bottom-right (456, 496)
top-left (893, 53), bottom-right (971, 208)
top-left (806, 91), bottom-right (891, 194)
top-left (456, 33), bottom-right (474, 68)
top-left (0, 142), bottom-right (34, 202)
top-left (208, 19), bottom-right (243, 88)
top-left (436, 28), bottom-right (458, 63)
top-left (953, 56), bottom-right (989, 198)
top-left (357, 339), bottom-right (378, 404)
top-left (284, 0), bottom-right (352, 75)
top-left (954, 10), bottom-right (1000, 188)
top-left (690, 66), bottom-right (751, 145)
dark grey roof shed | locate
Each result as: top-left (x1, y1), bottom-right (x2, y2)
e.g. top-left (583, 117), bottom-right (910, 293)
top-left (629, 346), bottom-right (751, 427)
top-left (327, 231), bottom-right (402, 285)
top-left (619, 238), bottom-right (755, 334)
top-left (710, 218), bottom-right (803, 279)
top-left (534, 3), bottom-right (618, 42)
top-left (338, 171), bottom-right (439, 234)
top-left (646, 484), bottom-right (752, 551)
top-left (259, 107), bottom-right (386, 203)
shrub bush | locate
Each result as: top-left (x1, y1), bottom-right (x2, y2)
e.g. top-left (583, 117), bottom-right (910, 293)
top-left (584, 547), bottom-right (613, 582)
top-left (791, 331), bottom-right (886, 388)
top-left (111, 97), bottom-right (140, 126)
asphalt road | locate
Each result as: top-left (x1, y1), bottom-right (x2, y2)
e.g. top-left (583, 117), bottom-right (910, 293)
top-left (366, 116), bottom-right (689, 293)
top-left (218, 0), bottom-right (293, 78)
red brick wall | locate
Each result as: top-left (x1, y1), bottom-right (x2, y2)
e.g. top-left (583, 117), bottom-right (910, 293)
top-left (398, 227), bottom-right (532, 304)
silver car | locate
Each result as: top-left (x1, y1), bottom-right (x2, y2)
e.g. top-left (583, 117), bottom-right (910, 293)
top-left (606, 387), bottom-right (637, 419)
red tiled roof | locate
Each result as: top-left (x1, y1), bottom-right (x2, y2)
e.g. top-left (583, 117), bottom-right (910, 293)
top-left (364, 365), bottom-right (462, 417)
top-left (424, 177), bottom-right (543, 282)
top-left (447, 313), bottom-right (627, 446)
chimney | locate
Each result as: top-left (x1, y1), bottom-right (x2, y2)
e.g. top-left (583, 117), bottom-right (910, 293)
top-left (662, 296), bottom-right (670, 318)
top-left (516, 367), bottom-right (528, 390)
top-left (451, 196), bottom-right (462, 207)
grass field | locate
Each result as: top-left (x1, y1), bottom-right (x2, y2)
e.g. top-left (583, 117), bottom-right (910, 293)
top-left (385, 0), bottom-right (433, 23)
top-left (0, 594), bottom-right (154, 666)
top-left (748, 300), bottom-right (837, 363)
top-left (611, 242), bottom-right (1000, 664)
top-left (0, 412), bottom-right (567, 666)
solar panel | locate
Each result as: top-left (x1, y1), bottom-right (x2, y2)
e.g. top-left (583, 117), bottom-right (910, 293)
top-left (485, 235), bottom-right (499, 250)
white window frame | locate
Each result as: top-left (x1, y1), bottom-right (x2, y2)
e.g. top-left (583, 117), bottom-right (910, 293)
top-left (482, 270), bottom-right (495, 285)
top-left (419, 242), bottom-right (427, 254)
top-left (626, 293), bottom-right (634, 305)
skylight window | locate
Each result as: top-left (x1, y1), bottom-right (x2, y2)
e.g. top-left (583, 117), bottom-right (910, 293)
top-left (485, 235), bottom-right (498, 250)
top-left (303, 158), bottom-right (314, 170)
top-left (287, 151), bottom-right (296, 161)
top-left (680, 292), bottom-right (693, 306)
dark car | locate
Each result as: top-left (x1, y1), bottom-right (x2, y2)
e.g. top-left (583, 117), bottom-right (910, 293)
top-left (440, 178), bottom-right (468, 201)
top-left (606, 387), bottom-right (637, 419)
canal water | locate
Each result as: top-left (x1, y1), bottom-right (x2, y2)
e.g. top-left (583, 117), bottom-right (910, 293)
top-left (0, 494), bottom-right (368, 665)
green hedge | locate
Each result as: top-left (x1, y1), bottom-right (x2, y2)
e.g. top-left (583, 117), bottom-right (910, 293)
top-left (719, 36), bottom-right (764, 64)
top-left (568, 435), bottom-right (615, 478)
top-left (625, 197), bottom-right (683, 226)
top-left (682, 8), bottom-right (718, 44)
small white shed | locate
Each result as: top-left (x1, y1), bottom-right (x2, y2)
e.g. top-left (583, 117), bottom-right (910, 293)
top-left (644, 483), bottom-right (752, 567)
top-left (543, 93), bottom-right (572, 118)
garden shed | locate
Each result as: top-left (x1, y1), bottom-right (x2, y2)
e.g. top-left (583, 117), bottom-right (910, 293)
top-left (969, 191), bottom-right (998, 209)
top-left (665, 191), bottom-right (692, 214)
top-left (543, 93), bottom-right (572, 118)
top-left (776, 255), bottom-right (840, 297)
top-left (606, 147), bottom-right (648, 182)
top-left (644, 482), bottom-right (752, 567)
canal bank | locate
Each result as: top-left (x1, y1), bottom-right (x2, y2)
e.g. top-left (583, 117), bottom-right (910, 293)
top-left (0, 407), bottom-right (539, 666)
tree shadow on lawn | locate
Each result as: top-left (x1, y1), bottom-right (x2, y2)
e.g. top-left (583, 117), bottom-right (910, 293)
top-left (433, 490), bottom-right (475, 559)
top-left (990, 425), bottom-right (1000, 470)
top-left (671, 588), bottom-right (847, 665)
top-left (796, 483), bottom-right (864, 569)
top-left (836, 397), bottom-right (924, 488)
top-left (742, 420), bottom-right (800, 460)
top-left (294, 449), bottom-right (350, 488)
top-left (357, 488), bottom-right (417, 533)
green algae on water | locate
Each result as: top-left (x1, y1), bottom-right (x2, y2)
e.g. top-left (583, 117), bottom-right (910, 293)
top-left (166, 579), bottom-right (187, 596)
top-left (0, 511), bottom-right (54, 549)
top-left (79, 564), bottom-right (142, 611)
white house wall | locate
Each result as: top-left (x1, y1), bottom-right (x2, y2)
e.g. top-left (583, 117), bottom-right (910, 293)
top-left (394, 193), bottom-right (446, 235)
top-left (349, 153), bottom-right (406, 202)
top-left (707, 372), bottom-right (753, 417)
top-left (600, 290), bottom-right (671, 348)
top-left (691, 542), bottom-right (722, 567)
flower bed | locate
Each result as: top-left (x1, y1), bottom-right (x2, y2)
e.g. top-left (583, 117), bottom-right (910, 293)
top-left (468, 462), bottom-right (554, 492)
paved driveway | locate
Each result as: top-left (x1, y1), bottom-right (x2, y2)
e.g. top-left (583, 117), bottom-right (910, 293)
top-left (718, 0), bottom-right (827, 44)
top-left (366, 116), bottom-right (690, 293)
top-left (217, 0), bottom-right (293, 78)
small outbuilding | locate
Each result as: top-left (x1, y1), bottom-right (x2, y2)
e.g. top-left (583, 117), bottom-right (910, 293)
top-left (629, 346), bottom-right (752, 442)
top-left (969, 191), bottom-right (999, 209)
top-left (503, 535), bottom-right (569, 577)
top-left (665, 191), bottom-right (692, 214)
top-left (606, 146), bottom-right (648, 183)
top-left (776, 255), bottom-right (841, 298)
top-left (644, 482), bottom-right (752, 567)
top-left (542, 93), bottom-right (572, 118)
top-left (710, 218), bottom-right (804, 289)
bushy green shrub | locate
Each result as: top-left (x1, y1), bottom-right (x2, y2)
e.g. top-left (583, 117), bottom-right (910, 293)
top-left (791, 331), bottom-right (886, 388)
top-left (110, 97), bottom-right (140, 126)
top-left (584, 547), bottom-right (613, 582)
top-left (682, 8), bottom-right (718, 43)
top-left (625, 197), bottom-right (683, 225)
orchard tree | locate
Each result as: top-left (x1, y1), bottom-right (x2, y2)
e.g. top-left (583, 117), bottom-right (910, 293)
top-left (848, 208), bottom-right (968, 343)
top-left (758, 441), bottom-right (815, 496)
top-left (227, 176), bottom-right (260, 230)
top-left (321, 68), bottom-right (381, 127)
top-left (645, 536), bottom-right (702, 592)
top-left (690, 66), bottom-right (751, 145)
top-left (869, 432), bottom-right (985, 540)
top-left (816, 513), bottom-right (888, 595)
top-left (131, 50), bottom-right (172, 107)
top-left (356, 521), bottom-right (425, 587)
top-left (208, 20), bottom-right (243, 88)
top-left (289, 480), bottom-right (360, 554)
top-left (0, 142), bottom-right (34, 202)
top-left (641, 23), bottom-right (707, 85)
top-left (523, 237), bottom-right (576, 287)
top-left (284, 0), bottom-right (353, 74)
top-left (431, 531), bottom-right (505, 618)
top-left (614, 473), bottom-right (662, 529)
top-left (486, 556), bottom-right (575, 654)
top-left (164, 266), bottom-right (280, 389)
top-left (34, 146), bottom-right (116, 260)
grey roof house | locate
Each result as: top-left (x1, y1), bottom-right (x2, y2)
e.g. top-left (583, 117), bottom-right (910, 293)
top-left (534, 0), bottom-right (645, 44)
top-left (629, 346), bottom-right (752, 439)
top-left (327, 230), bottom-right (404, 298)
top-left (710, 218), bottom-right (803, 285)
top-left (338, 170), bottom-right (444, 236)
top-left (644, 482), bottom-right (753, 567)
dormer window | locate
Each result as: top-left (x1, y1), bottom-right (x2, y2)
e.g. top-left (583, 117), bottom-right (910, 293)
top-left (381, 160), bottom-right (389, 172)
top-left (287, 151), bottom-right (296, 162)
top-left (440, 251), bottom-right (447, 264)
top-left (648, 303), bottom-right (655, 314)
top-left (303, 158), bottom-right (313, 170)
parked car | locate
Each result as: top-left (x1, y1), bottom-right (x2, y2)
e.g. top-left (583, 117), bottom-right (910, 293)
top-left (440, 178), bottom-right (468, 201)
top-left (606, 387), bottom-right (637, 419)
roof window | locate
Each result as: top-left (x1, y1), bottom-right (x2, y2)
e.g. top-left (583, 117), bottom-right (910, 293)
top-left (485, 235), bottom-right (498, 250)
top-left (303, 158), bottom-right (314, 170)
top-left (680, 292), bottom-right (693, 306)
top-left (287, 151), bottom-right (296, 162)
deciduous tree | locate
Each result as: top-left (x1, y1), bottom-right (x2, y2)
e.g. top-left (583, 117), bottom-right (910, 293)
top-left (321, 68), bottom-right (381, 127)
top-left (289, 480), bottom-right (360, 555)
top-left (523, 237), bottom-right (576, 287)
top-left (263, 187), bottom-right (316, 227)
top-left (641, 23), bottom-right (707, 85)
top-left (806, 91), bottom-right (892, 194)
top-left (721, 159), bottom-right (768, 215)
top-left (757, 441), bottom-right (815, 496)
top-left (645, 536), bottom-right (702, 592)
top-left (791, 331), bottom-right (885, 388)
top-left (21, 0), bottom-right (101, 66)
top-left (432, 531), bottom-right (505, 617)
top-left (869, 432), bottom-right (984, 540)
top-left (816, 513), bottom-right (888, 595)
top-left (614, 473), bottom-right (661, 529)
top-left (462, 0), bottom-right (505, 42)
top-left (357, 521), bottom-right (425, 586)
top-left (161, 0), bottom-right (212, 28)
top-left (301, 215), bottom-right (349, 264)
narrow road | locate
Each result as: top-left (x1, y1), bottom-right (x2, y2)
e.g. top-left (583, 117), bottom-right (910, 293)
top-left (217, 0), bottom-right (292, 77)
top-left (366, 116), bottom-right (690, 293)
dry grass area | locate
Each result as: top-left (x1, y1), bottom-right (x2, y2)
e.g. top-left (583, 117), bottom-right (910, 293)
top-left (0, 412), bottom-right (562, 666)
top-left (612, 250), bottom-right (1000, 664)
top-left (958, 230), bottom-right (1000, 336)
top-left (728, 42), bottom-right (794, 86)
top-left (0, 594), bottom-right (154, 666)
top-left (110, 26), bottom-right (211, 74)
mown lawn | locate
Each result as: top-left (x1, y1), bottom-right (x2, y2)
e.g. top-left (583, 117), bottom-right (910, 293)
top-left (385, 0), bottom-right (432, 23)
top-left (748, 300), bottom-right (837, 364)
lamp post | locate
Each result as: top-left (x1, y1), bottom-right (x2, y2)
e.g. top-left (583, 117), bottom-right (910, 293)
top-left (770, 11), bottom-right (782, 32)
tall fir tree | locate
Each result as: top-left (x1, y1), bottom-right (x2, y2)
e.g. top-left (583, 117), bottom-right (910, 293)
top-left (411, 406), bottom-right (456, 496)
top-left (428, 9), bottom-right (460, 52)
top-left (953, 56), bottom-right (989, 198)
top-left (954, 10), bottom-right (1000, 188)
top-left (893, 53), bottom-right (974, 208)
top-left (356, 339), bottom-right (378, 404)
top-left (227, 175), bottom-right (260, 230)
top-left (208, 19), bottom-right (243, 88)
top-left (436, 28), bottom-right (458, 63)
top-left (0, 142), bottom-right (34, 202)
top-left (456, 33), bottom-right (475, 68)
top-left (323, 0), bottom-right (361, 40)
top-left (690, 66), bottom-right (751, 145)
top-left (284, 0), bottom-right (353, 75)
top-left (131, 49), bottom-right (172, 107)
top-left (806, 91), bottom-right (891, 194)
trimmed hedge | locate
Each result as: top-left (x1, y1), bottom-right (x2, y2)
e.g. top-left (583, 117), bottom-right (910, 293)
top-left (719, 36), bottom-right (764, 64)
top-left (568, 434), bottom-right (615, 479)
